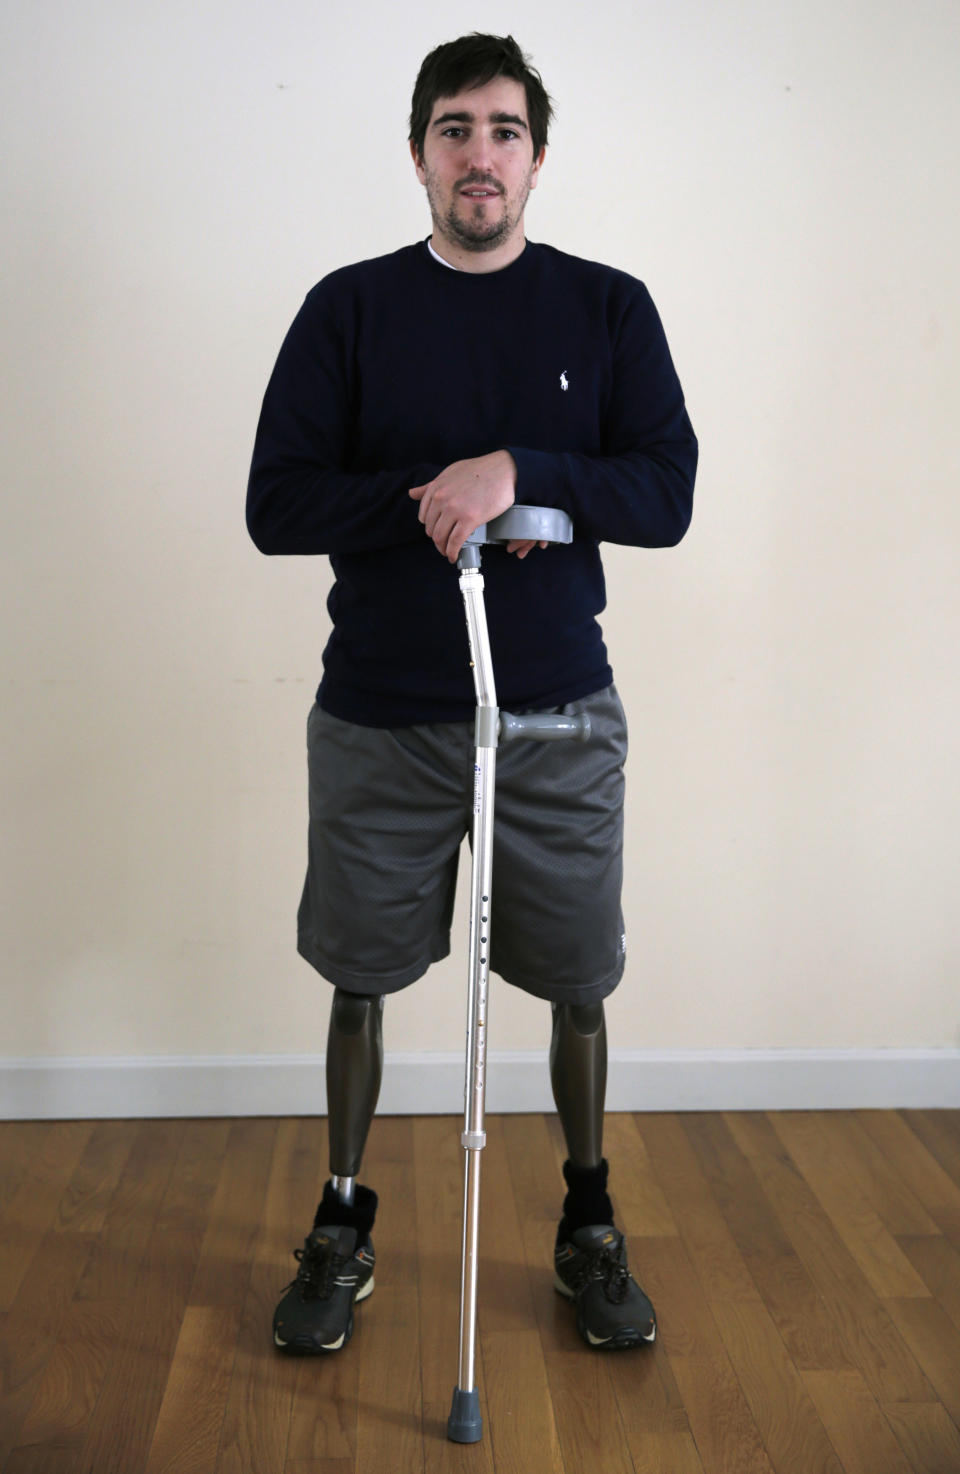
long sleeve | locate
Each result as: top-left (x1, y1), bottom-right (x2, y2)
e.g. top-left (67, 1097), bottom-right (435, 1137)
top-left (246, 286), bottom-right (441, 556)
top-left (506, 284), bottom-right (697, 547)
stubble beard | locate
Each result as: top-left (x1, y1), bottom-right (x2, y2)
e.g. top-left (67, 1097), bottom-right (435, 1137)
top-left (426, 171), bottom-right (532, 255)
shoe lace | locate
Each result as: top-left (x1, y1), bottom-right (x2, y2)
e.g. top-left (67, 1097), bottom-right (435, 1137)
top-left (287, 1237), bottom-right (347, 1303)
top-left (573, 1244), bottom-right (630, 1304)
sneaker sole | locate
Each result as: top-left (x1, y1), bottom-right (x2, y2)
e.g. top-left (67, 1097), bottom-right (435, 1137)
top-left (554, 1272), bottom-right (656, 1348)
top-left (274, 1274), bottom-right (374, 1355)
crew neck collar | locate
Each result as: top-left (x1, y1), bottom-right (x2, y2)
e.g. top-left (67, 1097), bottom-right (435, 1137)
top-left (421, 237), bottom-right (532, 279)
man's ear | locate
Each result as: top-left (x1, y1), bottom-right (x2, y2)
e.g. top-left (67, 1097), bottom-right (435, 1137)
top-left (410, 139), bottom-right (426, 186)
top-left (529, 145), bottom-right (546, 190)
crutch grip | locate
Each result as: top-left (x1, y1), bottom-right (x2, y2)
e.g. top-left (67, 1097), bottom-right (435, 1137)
top-left (499, 711), bottom-right (591, 743)
top-left (465, 505), bottom-right (573, 547)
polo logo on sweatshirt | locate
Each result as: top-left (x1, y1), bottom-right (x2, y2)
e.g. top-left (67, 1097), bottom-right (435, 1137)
top-left (560, 370), bottom-right (569, 391)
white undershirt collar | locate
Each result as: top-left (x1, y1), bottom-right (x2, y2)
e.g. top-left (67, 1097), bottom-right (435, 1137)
top-left (427, 238), bottom-right (460, 271)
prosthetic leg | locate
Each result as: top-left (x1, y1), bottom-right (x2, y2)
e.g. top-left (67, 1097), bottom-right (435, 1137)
top-left (326, 989), bottom-right (383, 1203)
top-left (448, 507), bottom-right (591, 1445)
top-left (550, 1001), bottom-right (607, 1168)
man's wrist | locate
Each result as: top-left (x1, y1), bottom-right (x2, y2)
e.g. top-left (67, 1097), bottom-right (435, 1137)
top-left (499, 448), bottom-right (519, 501)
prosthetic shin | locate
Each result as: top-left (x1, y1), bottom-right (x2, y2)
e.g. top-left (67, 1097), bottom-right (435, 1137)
top-left (326, 988), bottom-right (384, 1203)
top-left (549, 1000), bottom-right (607, 1168)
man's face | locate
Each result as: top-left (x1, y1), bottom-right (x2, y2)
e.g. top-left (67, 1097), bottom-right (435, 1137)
top-left (411, 77), bottom-right (545, 256)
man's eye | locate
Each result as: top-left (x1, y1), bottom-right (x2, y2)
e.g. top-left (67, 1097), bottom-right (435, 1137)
top-left (497, 129), bottom-right (519, 141)
top-left (442, 127), bottom-right (465, 138)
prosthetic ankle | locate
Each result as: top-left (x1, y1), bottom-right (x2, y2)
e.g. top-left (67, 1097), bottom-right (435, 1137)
top-left (556, 1157), bottom-right (615, 1245)
top-left (314, 1179), bottom-right (378, 1242)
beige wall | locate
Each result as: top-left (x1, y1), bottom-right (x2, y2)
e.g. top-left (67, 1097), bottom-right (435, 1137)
top-left (2, 0), bottom-right (957, 1068)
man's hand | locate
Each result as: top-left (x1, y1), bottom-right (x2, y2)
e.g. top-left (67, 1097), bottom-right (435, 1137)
top-left (409, 450), bottom-right (517, 563)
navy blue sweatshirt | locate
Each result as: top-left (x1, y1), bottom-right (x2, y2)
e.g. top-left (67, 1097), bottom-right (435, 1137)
top-left (247, 240), bottom-right (697, 725)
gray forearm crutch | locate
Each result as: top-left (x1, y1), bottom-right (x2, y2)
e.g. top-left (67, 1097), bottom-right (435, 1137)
top-left (447, 506), bottom-right (591, 1445)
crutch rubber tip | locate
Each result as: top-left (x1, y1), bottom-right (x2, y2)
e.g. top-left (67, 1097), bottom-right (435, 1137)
top-left (447, 1386), bottom-right (483, 1443)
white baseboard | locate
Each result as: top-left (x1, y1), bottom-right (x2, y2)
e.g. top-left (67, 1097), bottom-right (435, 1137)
top-left (1, 1049), bottom-right (958, 1119)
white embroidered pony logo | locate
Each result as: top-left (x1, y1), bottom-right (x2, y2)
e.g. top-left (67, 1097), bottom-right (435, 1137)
top-left (560, 370), bottom-right (569, 391)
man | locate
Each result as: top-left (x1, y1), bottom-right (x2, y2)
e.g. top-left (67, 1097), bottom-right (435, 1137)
top-left (247, 33), bottom-right (697, 1357)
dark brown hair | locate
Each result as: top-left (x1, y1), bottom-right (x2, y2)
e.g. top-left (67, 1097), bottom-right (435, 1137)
top-left (409, 33), bottom-right (554, 161)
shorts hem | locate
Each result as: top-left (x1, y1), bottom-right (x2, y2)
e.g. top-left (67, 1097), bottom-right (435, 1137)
top-left (296, 933), bottom-right (451, 994)
top-left (491, 953), bottom-right (626, 1007)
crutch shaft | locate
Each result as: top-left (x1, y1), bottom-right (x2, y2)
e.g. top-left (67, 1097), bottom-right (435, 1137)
top-left (463, 745), bottom-right (494, 1142)
top-left (457, 1145), bottom-right (483, 1389)
top-left (448, 565), bottom-right (497, 1445)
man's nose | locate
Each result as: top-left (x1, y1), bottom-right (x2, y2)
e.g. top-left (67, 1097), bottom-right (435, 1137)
top-left (464, 133), bottom-right (495, 174)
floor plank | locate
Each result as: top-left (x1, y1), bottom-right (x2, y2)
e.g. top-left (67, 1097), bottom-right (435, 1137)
top-left (482, 1328), bottom-right (563, 1474)
top-left (477, 1120), bottom-right (563, 1468)
top-left (639, 1113), bottom-right (763, 1304)
top-left (712, 1298), bottom-right (845, 1474)
top-left (857, 1111), bottom-right (960, 1240)
top-left (899, 1114), bottom-right (960, 1196)
top-left (636, 1235), bottom-right (776, 1473)
top-left (626, 1432), bottom-right (707, 1474)
top-left (817, 1114), bottom-right (941, 1238)
top-left (725, 1111), bottom-right (934, 1402)
top-left (604, 1112), bottom-right (677, 1239)
top-left (542, 1347), bottom-right (636, 1474)
top-left (284, 1462), bottom-right (355, 1474)
top-left (0, 1122), bottom-right (93, 1310)
top-left (880, 1402), bottom-right (960, 1474)
top-left (189, 1116), bottom-right (300, 1311)
top-left (882, 1295), bottom-right (960, 1428)
top-left (0, 1122), bottom-right (136, 1464)
top-left (76, 1119), bottom-right (232, 1474)
top-left (702, 1112), bottom-right (856, 1372)
top-left (6, 1300), bottom-right (120, 1467)
top-left (353, 1118), bottom-right (425, 1474)
top-left (143, 1304), bottom-right (241, 1474)
top-left (801, 1370), bottom-right (915, 1474)
top-left (771, 1114), bottom-right (931, 1299)
top-left (215, 1119), bottom-right (301, 1474)
top-left (896, 1232), bottom-right (960, 1333)
top-left (73, 1117), bottom-right (186, 1304)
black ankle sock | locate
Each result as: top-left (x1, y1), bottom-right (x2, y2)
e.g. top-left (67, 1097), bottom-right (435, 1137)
top-left (313, 1181), bottom-right (378, 1242)
top-left (556, 1157), bottom-right (614, 1244)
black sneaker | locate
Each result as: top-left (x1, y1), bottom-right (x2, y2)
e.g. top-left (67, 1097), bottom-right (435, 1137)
top-left (273, 1224), bottom-right (375, 1354)
top-left (555, 1224), bottom-right (656, 1348)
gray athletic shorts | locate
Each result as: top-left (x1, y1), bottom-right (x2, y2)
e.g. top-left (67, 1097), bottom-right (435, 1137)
top-left (296, 684), bottom-right (628, 1006)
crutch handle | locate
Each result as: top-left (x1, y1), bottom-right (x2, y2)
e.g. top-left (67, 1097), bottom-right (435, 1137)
top-left (499, 711), bottom-right (592, 743)
top-left (464, 505), bottom-right (573, 547)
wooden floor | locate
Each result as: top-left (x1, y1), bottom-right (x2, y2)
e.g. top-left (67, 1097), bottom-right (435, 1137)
top-left (2, 1111), bottom-right (960, 1473)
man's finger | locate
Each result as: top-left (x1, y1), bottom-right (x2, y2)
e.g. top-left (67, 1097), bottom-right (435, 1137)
top-left (445, 521), bottom-right (469, 563)
top-left (418, 486), bottom-right (438, 528)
